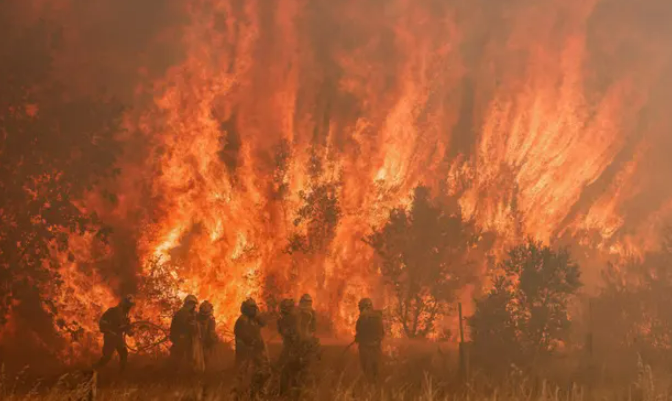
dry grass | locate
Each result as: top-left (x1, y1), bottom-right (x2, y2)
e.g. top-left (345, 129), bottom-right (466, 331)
top-left (2, 376), bottom-right (670, 401)
top-left (1, 372), bottom-right (670, 401)
top-left (2, 345), bottom-right (672, 401)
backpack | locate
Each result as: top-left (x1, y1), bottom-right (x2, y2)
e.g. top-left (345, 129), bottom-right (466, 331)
top-left (297, 308), bottom-right (316, 341)
top-left (358, 310), bottom-right (384, 344)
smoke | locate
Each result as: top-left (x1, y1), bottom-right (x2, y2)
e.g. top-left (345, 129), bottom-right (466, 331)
top-left (3, 0), bottom-right (672, 357)
top-left (582, 0), bottom-right (672, 242)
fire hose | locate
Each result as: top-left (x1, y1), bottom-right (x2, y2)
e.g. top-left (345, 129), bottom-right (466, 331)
top-left (124, 320), bottom-right (171, 353)
top-left (122, 321), bottom-right (235, 353)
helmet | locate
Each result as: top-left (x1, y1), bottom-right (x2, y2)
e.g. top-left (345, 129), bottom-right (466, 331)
top-left (280, 298), bottom-right (295, 314)
top-left (120, 295), bottom-right (136, 307)
top-left (299, 294), bottom-right (313, 307)
top-left (199, 300), bottom-right (214, 316)
top-left (241, 298), bottom-right (258, 317)
top-left (184, 294), bottom-right (198, 307)
top-left (358, 298), bottom-right (373, 312)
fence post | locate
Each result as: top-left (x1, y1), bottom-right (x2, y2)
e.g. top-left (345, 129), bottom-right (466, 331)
top-left (587, 298), bottom-right (594, 359)
top-left (458, 302), bottom-right (468, 381)
top-left (586, 298), bottom-right (596, 392)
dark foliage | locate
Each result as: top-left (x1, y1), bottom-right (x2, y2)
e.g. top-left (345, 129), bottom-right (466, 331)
top-left (287, 150), bottom-right (341, 255)
top-left (592, 228), bottom-right (672, 363)
top-left (136, 257), bottom-right (184, 322)
top-left (0, 19), bottom-right (122, 327)
top-left (367, 186), bottom-right (482, 338)
top-left (469, 240), bottom-right (581, 373)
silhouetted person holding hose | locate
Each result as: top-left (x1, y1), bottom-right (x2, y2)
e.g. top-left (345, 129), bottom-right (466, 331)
top-left (198, 300), bottom-right (218, 366)
top-left (94, 295), bottom-right (135, 373)
top-left (296, 293), bottom-right (321, 387)
top-left (170, 294), bottom-right (199, 371)
top-left (277, 298), bottom-right (299, 396)
top-left (355, 297), bottom-right (384, 384)
top-left (234, 297), bottom-right (269, 399)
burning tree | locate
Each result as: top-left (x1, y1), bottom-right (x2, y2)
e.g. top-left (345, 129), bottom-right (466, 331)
top-left (469, 240), bottom-right (581, 373)
top-left (366, 186), bottom-right (481, 338)
top-left (287, 150), bottom-right (341, 255)
top-left (592, 227), bottom-right (672, 364)
top-left (0, 20), bottom-right (121, 334)
top-left (136, 257), bottom-right (185, 322)
top-left (286, 149), bottom-right (342, 292)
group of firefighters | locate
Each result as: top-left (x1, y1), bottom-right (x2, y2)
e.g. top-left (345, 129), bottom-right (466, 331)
top-left (93, 293), bottom-right (384, 396)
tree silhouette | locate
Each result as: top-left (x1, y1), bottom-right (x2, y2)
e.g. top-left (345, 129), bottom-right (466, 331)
top-left (468, 275), bottom-right (518, 371)
top-left (0, 19), bottom-right (122, 331)
top-left (367, 186), bottom-right (482, 338)
top-left (287, 150), bottom-right (341, 255)
top-left (593, 227), bottom-right (672, 363)
top-left (469, 240), bottom-right (581, 373)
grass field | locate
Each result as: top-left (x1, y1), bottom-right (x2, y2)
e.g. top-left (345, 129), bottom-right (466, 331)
top-left (1, 341), bottom-right (670, 400)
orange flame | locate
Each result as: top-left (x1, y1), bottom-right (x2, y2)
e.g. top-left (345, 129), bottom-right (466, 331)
top-left (9, 0), bottom-right (672, 355)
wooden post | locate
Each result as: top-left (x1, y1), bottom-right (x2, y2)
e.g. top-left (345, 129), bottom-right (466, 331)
top-left (458, 302), bottom-right (467, 381)
top-left (585, 298), bottom-right (596, 392)
top-left (587, 298), bottom-right (594, 358)
top-left (458, 303), bottom-right (465, 344)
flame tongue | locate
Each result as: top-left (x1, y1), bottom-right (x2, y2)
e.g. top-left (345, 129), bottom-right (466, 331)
top-left (7, 0), bottom-right (672, 354)
top-left (126, 0), bottom-right (663, 334)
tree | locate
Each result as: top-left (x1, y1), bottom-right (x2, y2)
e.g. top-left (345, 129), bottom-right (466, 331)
top-left (285, 149), bottom-right (341, 293)
top-left (287, 150), bottom-right (341, 255)
top-left (366, 186), bottom-right (483, 338)
top-left (468, 275), bottom-right (518, 372)
top-left (469, 240), bottom-right (581, 373)
top-left (0, 18), bottom-right (122, 336)
top-left (592, 227), bottom-right (672, 364)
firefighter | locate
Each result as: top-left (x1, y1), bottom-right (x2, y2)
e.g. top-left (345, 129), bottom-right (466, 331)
top-left (169, 294), bottom-right (199, 371)
top-left (277, 298), bottom-right (299, 396)
top-left (94, 295), bottom-right (135, 373)
top-left (234, 298), bottom-right (269, 399)
top-left (198, 300), bottom-right (218, 365)
top-left (297, 294), bottom-right (317, 340)
top-left (294, 294), bottom-right (320, 389)
top-left (197, 301), bottom-right (219, 401)
top-left (355, 298), bottom-right (384, 384)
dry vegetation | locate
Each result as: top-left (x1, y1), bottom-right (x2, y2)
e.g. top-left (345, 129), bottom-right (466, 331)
top-left (3, 2), bottom-right (672, 400)
top-left (3, 343), bottom-right (672, 401)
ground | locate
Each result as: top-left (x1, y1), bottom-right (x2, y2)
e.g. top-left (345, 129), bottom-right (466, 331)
top-left (1, 340), bottom-right (670, 400)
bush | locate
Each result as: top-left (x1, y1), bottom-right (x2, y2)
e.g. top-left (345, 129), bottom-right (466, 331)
top-left (469, 240), bottom-right (581, 374)
top-left (367, 186), bottom-right (486, 338)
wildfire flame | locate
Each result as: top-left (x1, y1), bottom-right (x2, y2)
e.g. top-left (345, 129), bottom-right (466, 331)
top-left (5, 0), bottom-right (672, 358)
